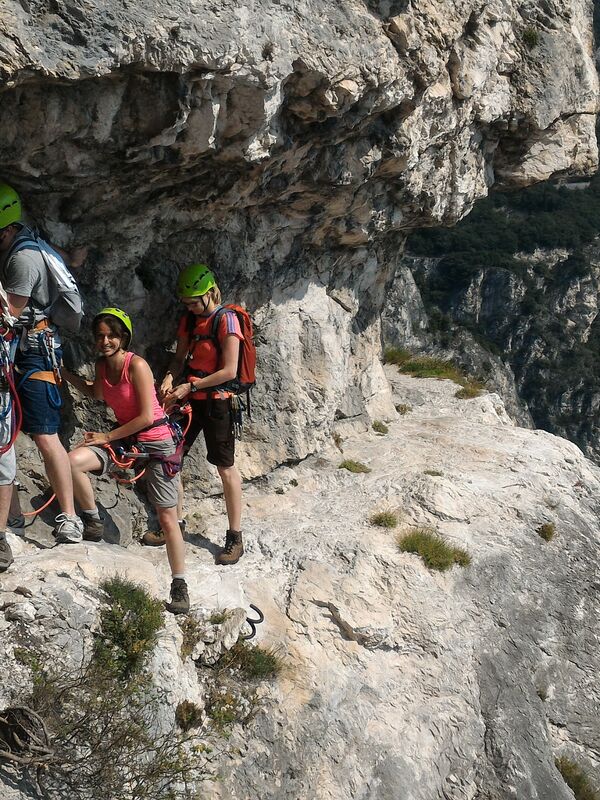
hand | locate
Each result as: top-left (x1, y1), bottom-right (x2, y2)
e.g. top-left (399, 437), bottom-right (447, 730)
top-left (82, 430), bottom-right (110, 447)
top-left (164, 383), bottom-right (191, 411)
top-left (68, 246), bottom-right (88, 269)
top-left (159, 374), bottom-right (174, 401)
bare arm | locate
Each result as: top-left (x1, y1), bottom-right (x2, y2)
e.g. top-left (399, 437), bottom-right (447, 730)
top-left (6, 292), bottom-right (29, 320)
top-left (61, 367), bottom-right (103, 401)
top-left (51, 243), bottom-right (88, 269)
top-left (164, 335), bottom-right (240, 409)
top-left (159, 336), bottom-right (189, 398)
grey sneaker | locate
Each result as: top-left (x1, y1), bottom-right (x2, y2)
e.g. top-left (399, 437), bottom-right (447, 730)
top-left (81, 512), bottom-right (105, 543)
top-left (53, 513), bottom-right (83, 544)
top-left (0, 534), bottom-right (13, 572)
top-left (7, 515), bottom-right (25, 537)
top-left (165, 578), bottom-right (190, 615)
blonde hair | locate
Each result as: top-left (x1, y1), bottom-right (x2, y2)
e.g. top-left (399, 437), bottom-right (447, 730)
top-left (207, 285), bottom-right (222, 306)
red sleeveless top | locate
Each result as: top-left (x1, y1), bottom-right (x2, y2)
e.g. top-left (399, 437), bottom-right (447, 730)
top-left (98, 352), bottom-right (171, 442)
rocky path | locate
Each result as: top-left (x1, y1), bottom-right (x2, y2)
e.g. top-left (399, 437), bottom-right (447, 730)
top-left (3, 370), bottom-right (600, 799)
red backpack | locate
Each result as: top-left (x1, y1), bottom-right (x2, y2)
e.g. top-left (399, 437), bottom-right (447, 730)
top-left (186, 304), bottom-right (256, 412)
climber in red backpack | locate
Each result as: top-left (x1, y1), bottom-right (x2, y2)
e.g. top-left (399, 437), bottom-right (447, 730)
top-left (149, 265), bottom-right (255, 566)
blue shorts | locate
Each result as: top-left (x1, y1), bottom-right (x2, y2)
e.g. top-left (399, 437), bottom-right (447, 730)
top-left (15, 347), bottom-right (63, 436)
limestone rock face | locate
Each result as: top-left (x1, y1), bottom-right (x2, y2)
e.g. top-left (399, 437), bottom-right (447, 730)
top-left (0, 0), bottom-right (597, 477)
top-left (2, 373), bottom-right (600, 798)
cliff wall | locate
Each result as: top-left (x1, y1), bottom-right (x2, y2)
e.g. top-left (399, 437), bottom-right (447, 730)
top-left (0, 0), bottom-right (597, 477)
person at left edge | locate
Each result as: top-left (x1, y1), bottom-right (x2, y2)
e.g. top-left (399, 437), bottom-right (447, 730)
top-left (0, 181), bottom-right (87, 544)
top-left (0, 283), bottom-right (18, 572)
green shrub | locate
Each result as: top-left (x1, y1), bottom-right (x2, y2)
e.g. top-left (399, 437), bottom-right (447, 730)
top-left (424, 469), bottom-right (443, 477)
top-left (455, 381), bottom-right (484, 399)
top-left (205, 688), bottom-right (244, 733)
top-left (556, 757), bottom-right (600, 800)
top-left (398, 527), bottom-right (471, 571)
top-left (95, 577), bottom-right (164, 678)
top-left (537, 522), bottom-right (556, 542)
top-left (372, 420), bottom-right (389, 434)
top-left (395, 403), bottom-right (412, 415)
top-left (221, 642), bottom-right (284, 680)
top-left (178, 615), bottom-right (204, 659)
top-left (175, 699), bottom-right (204, 731)
top-left (339, 459), bottom-right (371, 474)
top-left (398, 356), bottom-right (464, 382)
top-left (522, 27), bottom-right (539, 49)
top-left (370, 511), bottom-right (399, 528)
top-left (383, 347), bottom-right (411, 366)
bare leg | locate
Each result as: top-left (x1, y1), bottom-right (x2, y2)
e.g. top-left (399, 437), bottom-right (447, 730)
top-left (32, 433), bottom-right (77, 516)
top-left (9, 485), bottom-right (21, 518)
top-left (68, 447), bottom-right (103, 511)
top-left (217, 464), bottom-right (242, 531)
top-left (0, 483), bottom-right (13, 530)
top-left (156, 506), bottom-right (185, 574)
top-left (176, 477), bottom-right (184, 521)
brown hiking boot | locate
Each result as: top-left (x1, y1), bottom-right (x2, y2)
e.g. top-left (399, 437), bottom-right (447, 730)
top-left (0, 534), bottom-right (13, 573)
top-left (142, 530), bottom-right (166, 547)
top-left (142, 520), bottom-right (185, 547)
top-left (215, 529), bottom-right (244, 565)
top-left (81, 512), bottom-right (105, 543)
top-left (165, 578), bottom-right (189, 615)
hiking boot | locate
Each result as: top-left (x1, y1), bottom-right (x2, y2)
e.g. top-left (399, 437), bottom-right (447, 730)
top-left (81, 512), bottom-right (105, 543)
top-left (53, 513), bottom-right (83, 544)
top-left (215, 529), bottom-right (243, 565)
top-left (165, 578), bottom-right (189, 615)
top-left (7, 515), bottom-right (25, 537)
top-left (0, 534), bottom-right (13, 572)
top-left (142, 530), bottom-right (166, 547)
top-left (142, 519), bottom-right (185, 547)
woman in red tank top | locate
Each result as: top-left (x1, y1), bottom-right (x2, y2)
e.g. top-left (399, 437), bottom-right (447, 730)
top-left (62, 308), bottom-right (189, 615)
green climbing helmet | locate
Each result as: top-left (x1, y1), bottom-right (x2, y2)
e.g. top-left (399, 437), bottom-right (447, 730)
top-left (94, 307), bottom-right (133, 342)
top-left (0, 182), bottom-right (21, 230)
top-left (177, 263), bottom-right (217, 298)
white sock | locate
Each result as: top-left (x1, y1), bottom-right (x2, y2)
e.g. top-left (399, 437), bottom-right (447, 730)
top-left (82, 508), bottom-right (100, 518)
top-left (172, 573), bottom-right (186, 581)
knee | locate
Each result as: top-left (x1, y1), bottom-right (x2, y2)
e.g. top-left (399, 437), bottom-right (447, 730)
top-left (68, 449), bottom-right (85, 471)
top-left (32, 433), bottom-right (58, 457)
top-left (217, 465), bottom-right (236, 481)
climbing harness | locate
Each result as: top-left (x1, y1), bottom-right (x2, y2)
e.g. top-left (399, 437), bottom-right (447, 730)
top-left (0, 326), bottom-right (21, 456)
top-left (240, 604), bottom-right (265, 641)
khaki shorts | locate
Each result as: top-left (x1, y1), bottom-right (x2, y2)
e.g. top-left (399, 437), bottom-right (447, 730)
top-left (89, 438), bottom-right (179, 508)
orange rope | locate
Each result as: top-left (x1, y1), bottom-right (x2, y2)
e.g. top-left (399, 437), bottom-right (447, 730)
top-left (22, 492), bottom-right (57, 517)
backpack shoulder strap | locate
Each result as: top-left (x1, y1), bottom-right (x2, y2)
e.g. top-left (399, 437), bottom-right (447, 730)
top-left (210, 305), bottom-right (226, 345)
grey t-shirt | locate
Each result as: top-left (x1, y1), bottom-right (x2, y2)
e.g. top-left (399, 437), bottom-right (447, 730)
top-left (0, 226), bottom-right (60, 351)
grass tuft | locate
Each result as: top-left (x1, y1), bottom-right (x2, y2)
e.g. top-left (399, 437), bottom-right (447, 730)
top-left (220, 642), bottom-right (284, 680)
top-left (391, 351), bottom-right (484, 398)
top-left (175, 700), bottom-right (204, 731)
top-left (395, 403), bottom-right (412, 415)
top-left (556, 757), bottom-right (600, 800)
top-left (372, 420), bottom-right (389, 434)
top-left (424, 469), bottom-right (443, 477)
top-left (537, 522), bottom-right (556, 542)
top-left (455, 382), bottom-right (484, 399)
top-left (398, 527), bottom-right (471, 571)
top-left (370, 511), bottom-right (399, 528)
top-left (522, 26), bottom-right (539, 49)
top-left (383, 347), bottom-right (411, 366)
top-left (339, 459), bottom-right (371, 474)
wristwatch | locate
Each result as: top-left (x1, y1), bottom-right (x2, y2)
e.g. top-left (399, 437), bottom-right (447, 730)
top-left (189, 381), bottom-right (200, 393)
